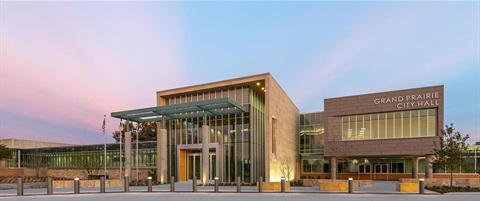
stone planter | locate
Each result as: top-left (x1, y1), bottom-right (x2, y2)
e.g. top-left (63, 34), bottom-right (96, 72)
top-left (256, 181), bottom-right (290, 191)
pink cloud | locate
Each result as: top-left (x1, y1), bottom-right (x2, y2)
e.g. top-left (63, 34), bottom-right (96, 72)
top-left (1, 3), bottom-right (187, 143)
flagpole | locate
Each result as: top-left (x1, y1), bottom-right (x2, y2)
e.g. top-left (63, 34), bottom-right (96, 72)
top-left (104, 115), bottom-right (107, 180)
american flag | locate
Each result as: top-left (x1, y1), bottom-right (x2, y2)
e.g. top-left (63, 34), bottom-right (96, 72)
top-left (102, 115), bottom-right (106, 135)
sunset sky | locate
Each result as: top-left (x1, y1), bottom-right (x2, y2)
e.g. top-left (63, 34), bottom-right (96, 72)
top-left (1, 1), bottom-right (479, 144)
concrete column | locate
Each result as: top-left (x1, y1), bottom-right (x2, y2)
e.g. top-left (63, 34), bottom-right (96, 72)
top-left (331, 157), bottom-right (337, 180)
top-left (160, 128), bottom-right (168, 184)
top-left (156, 122), bottom-right (161, 183)
top-left (412, 156), bottom-right (418, 179)
top-left (125, 131), bottom-right (132, 177)
top-left (17, 150), bottom-right (21, 168)
top-left (202, 125), bottom-right (210, 186)
top-left (425, 155), bottom-right (433, 178)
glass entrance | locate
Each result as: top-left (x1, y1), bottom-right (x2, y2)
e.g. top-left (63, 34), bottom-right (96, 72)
top-left (186, 152), bottom-right (216, 181)
top-left (187, 154), bottom-right (201, 181)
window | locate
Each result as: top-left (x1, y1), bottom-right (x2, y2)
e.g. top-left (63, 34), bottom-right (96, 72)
top-left (359, 164), bottom-right (371, 173)
top-left (342, 109), bottom-right (437, 141)
top-left (391, 162), bottom-right (404, 173)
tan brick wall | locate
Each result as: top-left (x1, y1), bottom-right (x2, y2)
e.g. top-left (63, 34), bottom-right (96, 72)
top-left (324, 85), bottom-right (443, 157)
top-left (264, 75), bottom-right (299, 182)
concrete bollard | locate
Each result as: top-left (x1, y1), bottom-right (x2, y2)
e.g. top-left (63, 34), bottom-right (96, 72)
top-left (236, 177), bottom-right (241, 193)
top-left (214, 177), bottom-right (219, 193)
top-left (170, 176), bottom-right (175, 192)
top-left (147, 177), bottom-right (153, 192)
top-left (258, 177), bottom-right (263, 193)
top-left (17, 178), bottom-right (23, 196)
top-left (348, 178), bottom-right (353, 193)
top-left (124, 176), bottom-right (129, 192)
top-left (281, 177), bottom-right (285, 193)
top-left (193, 176), bottom-right (197, 192)
top-left (74, 178), bottom-right (80, 194)
top-left (419, 178), bottom-right (425, 194)
top-left (100, 176), bottom-right (106, 193)
top-left (47, 177), bottom-right (53, 195)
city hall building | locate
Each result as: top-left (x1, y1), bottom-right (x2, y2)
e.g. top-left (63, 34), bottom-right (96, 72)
top-left (2, 73), bottom-right (477, 183)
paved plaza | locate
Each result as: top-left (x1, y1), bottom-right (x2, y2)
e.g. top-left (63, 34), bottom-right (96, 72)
top-left (0, 181), bottom-right (479, 201)
top-left (1, 191), bottom-right (479, 201)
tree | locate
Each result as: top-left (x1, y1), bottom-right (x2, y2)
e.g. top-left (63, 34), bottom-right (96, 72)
top-left (112, 122), bottom-right (157, 143)
top-left (72, 153), bottom-right (102, 179)
top-left (278, 155), bottom-right (294, 181)
top-left (431, 124), bottom-right (470, 190)
top-left (0, 144), bottom-right (12, 161)
top-left (29, 149), bottom-right (46, 177)
top-left (325, 134), bottom-right (353, 180)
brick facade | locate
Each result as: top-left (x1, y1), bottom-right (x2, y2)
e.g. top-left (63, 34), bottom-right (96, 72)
top-left (324, 85), bottom-right (443, 157)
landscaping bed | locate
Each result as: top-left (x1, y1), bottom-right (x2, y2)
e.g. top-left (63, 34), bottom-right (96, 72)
top-left (426, 185), bottom-right (480, 193)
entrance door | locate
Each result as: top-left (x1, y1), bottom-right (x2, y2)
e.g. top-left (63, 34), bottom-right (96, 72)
top-left (187, 153), bottom-right (216, 182)
top-left (187, 154), bottom-right (201, 181)
top-left (209, 155), bottom-right (216, 181)
top-left (373, 163), bottom-right (388, 180)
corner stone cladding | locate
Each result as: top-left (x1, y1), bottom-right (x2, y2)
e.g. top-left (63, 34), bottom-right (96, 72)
top-left (396, 183), bottom-right (418, 192)
top-left (257, 182), bottom-right (290, 191)
top-left (400, 178), bottom-right (480, 186)
top-left (318, 180), bottom-right (351, 192)
top-left (304, 179), bottom-right (373, 187)
top-left (53, 179), bottom-right (123, 188)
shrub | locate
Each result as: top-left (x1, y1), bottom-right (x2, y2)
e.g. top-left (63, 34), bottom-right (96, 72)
top-left (426, 185), bottom-right (480, 194)
top-left (290, 180), bottom-right (303, 186)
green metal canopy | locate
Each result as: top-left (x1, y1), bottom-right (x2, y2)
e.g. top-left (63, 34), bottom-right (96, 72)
top-left (111, 98), bottom-right (247, 123)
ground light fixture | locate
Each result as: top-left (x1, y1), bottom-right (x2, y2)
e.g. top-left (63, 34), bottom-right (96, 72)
top-left (419, 178), bottom-right (425, 194)
top-left (348, 178), bottom-right (353, 193)
top-left (74, 178), bottom-right (80, 194)
top-left (214, 177), bottom-right (219, 192)
top-left (147, 177), bottom-right (153, 192)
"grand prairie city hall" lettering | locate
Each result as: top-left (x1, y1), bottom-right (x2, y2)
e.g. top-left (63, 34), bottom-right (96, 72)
top-left (373, 92), bottom-right (440, 109)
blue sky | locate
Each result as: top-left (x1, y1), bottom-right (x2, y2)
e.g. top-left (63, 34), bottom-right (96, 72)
top-left (1, 1), bottom-right (479, 144)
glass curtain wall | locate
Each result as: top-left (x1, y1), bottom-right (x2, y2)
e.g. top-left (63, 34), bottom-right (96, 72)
top-left (17, 142), bottom-right (157, 168)
top-left (166, 86), bottom-right (265, 183)
top-left (342, 108), bottom-right (437, 141)
top-left (300, 112), bottom-right (329, 173)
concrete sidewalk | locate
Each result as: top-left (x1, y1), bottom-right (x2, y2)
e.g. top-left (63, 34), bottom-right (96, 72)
top-left (2, 180), bottom-right (479, 201)
top-left (0, 181), bottom-right (438, 195)
top-left (0, 192), bottom-right (479, 201)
